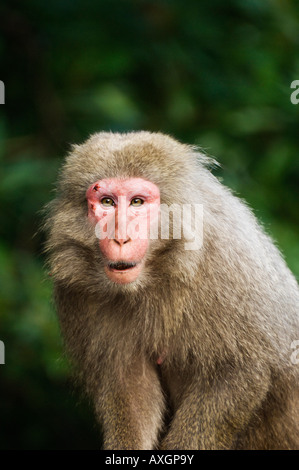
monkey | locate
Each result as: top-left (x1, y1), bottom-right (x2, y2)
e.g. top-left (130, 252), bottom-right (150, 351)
top-left (45, 131), bottom-right (299, 450)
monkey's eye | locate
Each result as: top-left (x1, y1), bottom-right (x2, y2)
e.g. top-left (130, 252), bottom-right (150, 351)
top-left (100, 197), bottom-right (115, 207)
top-left (130, 198), bottom-right (144, 207)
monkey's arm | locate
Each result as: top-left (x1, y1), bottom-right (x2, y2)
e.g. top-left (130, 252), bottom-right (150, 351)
top-left (95, 362), bottom-right (165, 450)
top-left (161, 363), bottom-right (271, 450)
top-left (54, 286), bottom-right (164, 450)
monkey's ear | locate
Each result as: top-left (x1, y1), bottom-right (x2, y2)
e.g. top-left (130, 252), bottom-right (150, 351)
top-left (70, 143), bottom-right (81, 152)
top-left (193, 147), bottom-right (220, 171)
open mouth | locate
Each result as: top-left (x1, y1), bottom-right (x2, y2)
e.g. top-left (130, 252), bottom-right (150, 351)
top-left (107, 261), bottom-right (138, 271)
top-left (105, 260), bottom-right (143, 284)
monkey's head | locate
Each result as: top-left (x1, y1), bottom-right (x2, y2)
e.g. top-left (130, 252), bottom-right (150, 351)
top-left (46, 132), bottom-right (209, 291)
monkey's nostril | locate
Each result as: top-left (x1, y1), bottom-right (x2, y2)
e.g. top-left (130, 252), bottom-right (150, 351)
top-left (114, 237), bottom-right (130, 246)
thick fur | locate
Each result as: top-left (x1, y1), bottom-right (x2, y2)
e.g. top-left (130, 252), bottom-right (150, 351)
top-left (45, 131), bottom-right (299, 450)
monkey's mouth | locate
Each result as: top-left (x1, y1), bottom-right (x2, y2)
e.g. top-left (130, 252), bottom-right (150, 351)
top-left (105, 260), bottom-right (143, 284)
top-left (107, 261), bottom-right (138, 271)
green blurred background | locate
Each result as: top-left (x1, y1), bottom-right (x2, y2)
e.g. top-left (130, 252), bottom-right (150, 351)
top-left (0, 0), bottom-right (298, 450)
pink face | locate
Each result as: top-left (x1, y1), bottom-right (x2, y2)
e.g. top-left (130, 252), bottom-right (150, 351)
top-left (86, 178), bottom-right (160, 284)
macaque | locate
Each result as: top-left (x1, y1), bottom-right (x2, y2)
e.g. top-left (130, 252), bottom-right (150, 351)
top-left (45, 131), bottom-right (299, 450)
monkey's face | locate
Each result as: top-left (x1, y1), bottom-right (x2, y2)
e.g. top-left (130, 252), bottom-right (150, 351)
top-left (86, 177), bottom-right (160, 284)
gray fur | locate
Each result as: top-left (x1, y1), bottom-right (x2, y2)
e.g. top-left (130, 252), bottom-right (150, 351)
top-left (45, 131), bottom-right (299, 449)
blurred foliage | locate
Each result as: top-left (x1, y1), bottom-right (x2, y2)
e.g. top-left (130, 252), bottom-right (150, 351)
top-left (0, 0), bottom-right (298, 449)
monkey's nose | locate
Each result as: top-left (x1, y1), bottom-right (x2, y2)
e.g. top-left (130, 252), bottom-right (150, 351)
top-left (113, 237), bottom-right (130, 246)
